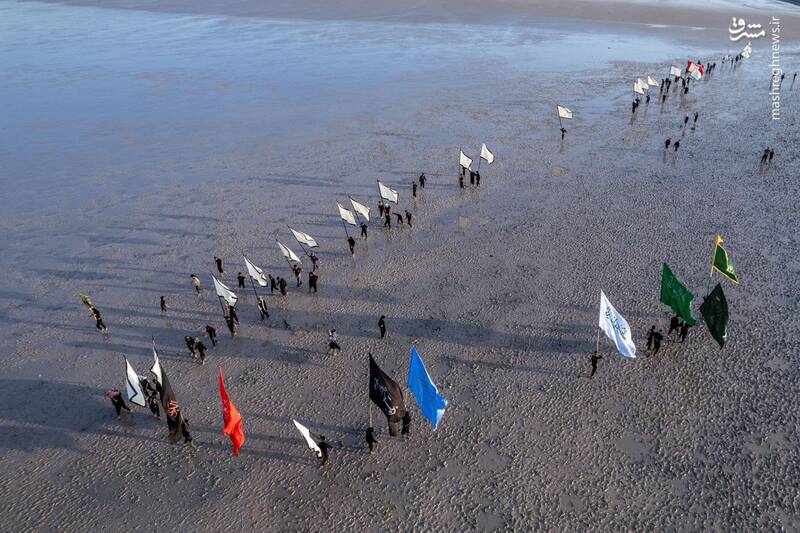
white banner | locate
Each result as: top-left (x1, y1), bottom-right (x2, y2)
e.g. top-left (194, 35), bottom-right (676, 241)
top-left (349, 197), bottom-right (370, 222)
top-left (598, 291), bottom-right (636, 358)
top-left (647, 75), bottom-right (658, 86)
top-left (292, 419), bottom-right (322, 458)
top-left (150, 339), bottom-right (162, 385)
top-left (289, 227), bottom-right (318, 248)
top-left (125, 358), bottom-right (146, 406)
top-left (459, 150), bottom-right (473, 170)
top-left (557, 105), bottom-right (573, 119)
top-left (337, 203), bottom-right (357, 226)
top-left (634, 81), bottom-right (645, 95)
top-left (670, 65), bottom-right (682, 78)
top-left (213, 275), bottom-right (239, 307)
top-left (480, 143), bottom-right (494, 164)
top-left (243, 255), bottom-right (268, 286)
top-left (377, 181), bottom-right (399, 204)
top-left (277, 241), bottom-right (301, 263)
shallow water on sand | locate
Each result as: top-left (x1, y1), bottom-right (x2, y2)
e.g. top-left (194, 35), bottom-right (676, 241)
top-left (0, 0), bottom-right (687, 217)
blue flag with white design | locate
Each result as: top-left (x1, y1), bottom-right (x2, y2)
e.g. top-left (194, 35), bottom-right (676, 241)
top-left (407, 346), bottom-right (448, 429)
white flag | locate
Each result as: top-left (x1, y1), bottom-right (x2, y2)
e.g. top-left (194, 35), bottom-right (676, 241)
top-left (277, 241), bottom-right (301, 263)
top-left (377, 181), bottom-right (399, 204)
top-left (213, 275), bottom-right (239, 307)
top-left (459, 150), bottom-right (473, 170)
top-left (741, 42), bottom-right (752, 59)
top-left (557, 105), bottom-right (573, 119)
top-left (292, 419), bottom-right (322, 458)
top-left (647, 75), bottom-right (658, 86)
top-left (337, 203), bottom-right (357, 226)
top-left (349, 197), bottom-right (370, 222)
top-left (289, 227), bottom-right (318, 248)
top-left (598, 291), bottom-right (636, 358)
top-left (150, 338), bottom-right (162, 386)
top-left (480, 143), bottom-right (494, 164)
top-left (243, 255), bottom-right (268, 286)
top-left (637, 78), bottom-right (649, 92)
top-left (670, 65), bottom-right (682, 78)
top-left (125, 358), bottom-right (146, 407)
top-left (634, 81), bottom-right (645, 95)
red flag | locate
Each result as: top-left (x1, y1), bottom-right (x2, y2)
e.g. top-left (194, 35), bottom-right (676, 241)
top-left (218, 368), bottom-right (245, 456)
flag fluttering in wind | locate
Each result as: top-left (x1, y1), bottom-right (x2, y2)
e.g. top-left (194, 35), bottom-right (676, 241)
top-left (218, 368), bottom-right (245, 456)
top-left (349, 196), bottom-right (370, 222)
top-left (160, 366), bottom-right (184, 444)
top-left (598, 291), bottom-right (636, 358)
top-left (292, 419), bottom-right (321, 458)
top-left (459, 150), bottom-right (473, 170)
top-left (480, 143), bottom-right (494, 164)
top-left (407, 346), bottom-right (448, 430)
top-left (700, 283), bottom-right (729, 348)
top-left (647, 75), bottom-right (658, 87)
top-left (687, 60), bottom-right (704, 80)
top-left (124, 358), bottom-right (146, 407)
top-left (289, 227), bottom-right (318, 248)
top-left (79, 293), bottom-right (93, 309)
top-left (557, 105), bottom-right (573, 119)
top-left (337, 203), bottom-right (358, 226)
top-left (660, 263), bottom-right (696, 326)
top-left (150, 338), bottom-right (162, 386)
top-left (637, 78), bottom-right (649, 92)
top-left (634, 80), bottom-right (646, 95)
top-left (277, 241), bottom-right (301, 263)
top-left (369, 354), bottom-right (406, 432)
top-left (378, 181), bottom-right (399, 204)
top-left (670, 65), bottom-right (682, 78)
top-left (741, 41), bottom-right (752, 59)
top-left (711, 235), bottom-right (739, 284)
top-left (243, 255), bottom-right (268, 287)
top-left (212, 275), bottom-right (238, 307)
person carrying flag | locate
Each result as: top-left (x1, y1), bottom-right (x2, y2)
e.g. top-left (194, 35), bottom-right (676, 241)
top-left (366, 427), bottom-right (378, 453)
top-left (590, 351), bottom-right (602, 377)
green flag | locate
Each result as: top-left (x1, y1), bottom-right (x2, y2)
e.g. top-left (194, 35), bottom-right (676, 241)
top-left (659, 263), bottom-right (696, 326)
top-left (699, 283), bottom-right (729, 348)
top-left (712, 235), bottom-right (739, 284)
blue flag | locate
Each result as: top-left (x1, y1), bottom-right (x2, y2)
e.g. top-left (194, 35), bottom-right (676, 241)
top-left (407, 347), bottom-right (448, 430)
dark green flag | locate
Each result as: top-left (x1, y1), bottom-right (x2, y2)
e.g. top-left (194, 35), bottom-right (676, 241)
top-left (699, 283), bottom-right (729, 349)
top-left (659, 263), bottom-right (696, 326)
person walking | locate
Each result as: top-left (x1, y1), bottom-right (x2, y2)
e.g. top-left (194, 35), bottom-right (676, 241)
top-left (665, 138), bottom-right (671, 150)
top-left (412, 180), bottom-right (417, 198)
top-left (214, 256), bottom-right (224, 275)
top-left (257, 296), bottom-right (269, 320)
top-left (395, 212), bottom-right (404, 226)
top-left (237, 272), bottom-right (246, 289)
top-left (590, 351), bottom-right (602, 377)
top-left (366, 427), bottom-right (378, 453)
top-left (560, 127), bottom-right (567, 140)
top-left (269, 274), bottom-right (277, 294)
top-left (206, 324), bottom-right (217, 346)
top-left (107, 389), bottom-right (131, 420)
top-left (652, 330), bottom-right (664, 355)
top-left (90, 306), bottom-right (107, 332)
top-left (327, 329), bottom-right (340, 355)
top-left (769, 149), bottom-right (775, 163)
top-left (693, 111), bottom-right (699, 124)
top-left (679, 323), bottom-right (690, 343)
top-left (668, 315), bottom-right (681, 336)
top-left (384, 212), bottom-right (392, 228)
top-left (405, 210), bottom-right (412, 227)
top-left (318, 436), bottom-right (332, 466)
top-left (469, 170), bottom-right (476, 186)
top-left (308, 271), bottom-right (318, 293)
top-left (226, 315), bottom-right (236, 337)
top-left (292, 264), bottom-right (303, 287)
top-left (646, 325), bottom-right (656, 350)
top-left (195, 340), bottom-right (208, 365)
top-left (147, 392), bottom-right (161, 419)
top-left (229, 306), bottom-right (239, 325)
top-left (761, 148), bottom-right (769, 165)
top-left (459, 173), bottom-right (464, 189)
top-left (419, 173), bottom-right (426, 188)
top-left (160, 296), bottom-right (168, 314)
top-left (360, 223), bottom-right (368, 240)
top-left (348, 236), bottom-right (356, 256)
top-left (278, 277), bottom-right (288, 296)
top-left (378, 201), bottom-right (385, 218)
top-left (673, 140), bottom-right (680, 152)
top-left (401, 412), bottom-right (411, 436)
top-left (475, 172), bottom-right (481, 187)
top-left (191, 274), bottom-right (202, 293)
top-left (683, 115), bottom-right (689, 127)
top-left (185, 335), bottom-right (197, 358)
top-left (378, 315), bottom-right (386, 339)
top-left (309, 252), bottom-right (319, 271)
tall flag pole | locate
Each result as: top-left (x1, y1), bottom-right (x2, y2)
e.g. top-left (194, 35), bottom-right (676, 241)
top-left (218, 367), bottom-right (245, 456)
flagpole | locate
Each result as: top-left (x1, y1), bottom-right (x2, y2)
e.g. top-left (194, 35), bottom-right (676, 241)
top-left (557, 104), bottom-right (563, 130)
top-left (706, 235), bottom-right (717, 296)
top-left (216, 294), bottom-right (228, 319)
top-left (249, 277), bottom-right (259, 300)
top-left (595, 327), bottom-right (600, 353)
top-left (341, 218), bottom-right (350, 239)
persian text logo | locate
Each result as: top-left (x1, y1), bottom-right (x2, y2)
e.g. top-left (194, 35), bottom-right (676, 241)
top-left (769, 17), bottom-right (781, 120)
top-left (729, 17), bottom-right (766, 41)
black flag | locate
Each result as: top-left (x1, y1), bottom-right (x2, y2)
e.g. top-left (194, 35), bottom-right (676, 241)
top-left (160, 367), bottom-right (184, 444)
top-left (369, 354), bottom-right (406, 426)
top-left (700, 283), bottom-right (729, 349)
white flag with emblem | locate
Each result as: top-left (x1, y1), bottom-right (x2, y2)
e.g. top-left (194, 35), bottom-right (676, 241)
top-left (459, 150), bottom-right (472, 170)
top-left (377, 181), bottom-right (399, 204)
top-left (213, 275), bottom-right (239, 307)
top-left (150, 338), bottom-right (162, 385)
top-left (557, 105), bottom-right (573, 119)
top-left (277, 241), bottom-right (301, 263)
top-left (337, 203), bottom-right (358, 226)
top-left (292, 419), bottom-right (322, 458)
top-left (289, 227), bottom-right (318, 248)
top-left (598, 291), bottom-right (636, 358)
top-left (480, 143), bottom-right (494, 164)
top-left (243, 255), bottom-right (268, 286)
top-left (349, 197), bottom-right (370, 222)
top-left (125, 358), bottom-right (146, 406)
top-left (670, 65), bottom-right (682, 78)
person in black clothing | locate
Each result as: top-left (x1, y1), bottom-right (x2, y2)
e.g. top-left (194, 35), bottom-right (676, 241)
top-left (139, 376), bottom-right (155, 397)
top-left (206, 325), bottom-right (217, 346)
top-left (693, 111), bottom-right (699, 124)
top-left (347, 236), bottom-right (356, 255)
top-left (661, 93), bottom-right (667, 103)
top-left (683, 115), bottom-right (689, 127)
top-left (475, 172), bottom-right (481, 187)
top-left (401, 412), bottom-right (411, 436)
top-left (665, 138), bottom-right (671, 150)
top-left (108, 390), bottom-right (130, 420)
top-left (229, 306), bottom-right (239, 325)
top-left (419, 173), bottom-right (426, 188)
top-left (214, 256), bottom-right (224, 275)
top-left (459, 173), bottom-right (464, 189)
top-left (237, 272), bottom-right (246, 288)
top-left (673, 140), bottom-right (680, 152)
top-left (318, 436), bottom-right (332, 466)
top-left (590, 351), bottom-right (602, 377)
top-left (360, 223), bottom-right (368, 240)
top-left (646, 325), bottom-right (656, 350)
top-left (769, 149), bottom-right (774, 163)
top-left (195, 340), bottom-right (207, 364)
top-left (378, 315), bottom-right (386, 339)
top-left (412, 181), bottom-right (417, 197)
top-left (560, 127), bottom-right (567, 140)
top-left (308, 271), bottom-right (318, 293)
top-left (257, 296), bottom-right (269, 319)
top-left (469, 170), bottom-right (475, 186)
top-left (378, 201), bottom-right (385, 217)
top-left (160, 296), bottom-right (168, 314)
top-left (147, 393), bottom-right (161, 419)
top-left (679, 323), bottom-right (690, 343)
top-left (761, 148), bottom-right (769, 164)
top-left (645, 93), bottom-right (650, 104)
top-left (405, 210), bottom-right (412, 227)
top-left (226, 315), bottom-right (236, 337)
top-left (395, 212), bottom-right (404, 226)
top-left (292, 264), bottom-right (303, 287)
top-left (90, 306), bottom-right (107, 332)
top-left (460, 166), bottom-right (466, 178)
top-left (384, 212), bottom-right (392, 228)
top-left (668, 315), bottom-right (681, 336)
top-left (269, 274), bottom-right (277, 294)
top-left (309, 252), bottom-right (319, 271)
top-left (185, 335), bottom-right (197, 358)
top-left (366, 427), bottom-right (378, 453)
top-left (652, 330), bottom-right (664, 355)
top-left (278, 277), bottom-right (288, 296)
